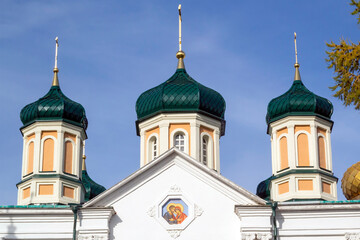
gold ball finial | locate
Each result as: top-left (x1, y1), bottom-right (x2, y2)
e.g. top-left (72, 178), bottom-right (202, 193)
top-left (176, 51), bottom-right (185, 59)
top-left (342, 161), bottom-right (360, 200)
top-left (82, 155), bottom-right (86, 160)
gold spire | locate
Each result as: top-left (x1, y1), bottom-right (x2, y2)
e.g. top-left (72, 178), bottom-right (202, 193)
top-left (294, 32), bottom-right (301, 81)
top-left (52, 37), bottom-right (59, 86)
top-left (82, 141), bottom-right (87, 171)
top-left (176, 4), bottom-right (185, 69)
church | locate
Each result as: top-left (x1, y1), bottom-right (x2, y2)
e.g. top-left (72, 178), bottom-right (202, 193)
top-left (1, 5), bottom-right (360, 240)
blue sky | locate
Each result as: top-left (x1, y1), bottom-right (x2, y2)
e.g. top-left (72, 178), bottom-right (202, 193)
top-left (0, 0), bottom-right (359, 204)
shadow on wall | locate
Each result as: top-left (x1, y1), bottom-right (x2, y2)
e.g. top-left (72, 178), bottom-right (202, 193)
top-left (3, 209), bottom-right (17, 240)
top-left (109, 213), bottom-right (122, 239)
top-left (1, 190), bottom-right (36, 239)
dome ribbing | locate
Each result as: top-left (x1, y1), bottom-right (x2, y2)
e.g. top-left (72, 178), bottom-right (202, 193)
top-left (20, 85), bottom-right (88, 130)
top-left (266, 67), bottom-right (333, 125)
top-left (136, 68), bottom-right (226, 125)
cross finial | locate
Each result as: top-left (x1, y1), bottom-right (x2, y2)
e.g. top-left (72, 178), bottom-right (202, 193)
top-left (294, 32), bottom-right (298, 64)
top-left (293, 32), bottom-right (301, 81)
top-left (178, 4), bottom-right (182, 51)
top-left (52, 36), bottom-right (60, 86)
top-left (54, 37), bottom-right (59, 69)
top-left (176, 4), bottom-right (185, 69)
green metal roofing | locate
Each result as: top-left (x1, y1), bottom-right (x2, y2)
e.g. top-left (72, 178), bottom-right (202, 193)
top-left (136, 68), bottom-right (226, 123)
top-left (256, 177), bottom-right (271, 201)
top-left (266, 79), bottom-right (333, 125)
top-left (20, 86), bottom-right (88, 130)
top-left (82, 170), bottom-right (106, 202)
top-left (0, 205), bottom-right (69, 209)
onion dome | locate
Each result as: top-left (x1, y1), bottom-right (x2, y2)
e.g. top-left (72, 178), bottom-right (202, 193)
top-left (136, 51), bottom-right (226, 134)
top-left (341, 161), bottom-right (360, 200)
top-left (82, 156), bottom-right (106, 201)
top-left (20, 68), bottom-right (88, 130)
top-left (266, 63), bottom-right (333, 125)
top-left (256, 177), bottom-right (271, 200)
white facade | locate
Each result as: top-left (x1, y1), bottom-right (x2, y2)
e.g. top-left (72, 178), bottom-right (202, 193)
top-left (1, 148), bottom-right (360, 240)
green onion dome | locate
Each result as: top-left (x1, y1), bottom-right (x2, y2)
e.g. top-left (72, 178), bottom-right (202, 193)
top-left (82, 169), bottom-right (106, 201)
top-left (20, 79), bottom-right (88, 130)
top-left (136, 52), bottom-right (226, 135)
top-left (266, 64), bottom-right (333, 125)
top-left (256, 177), bottom-right (271, 201)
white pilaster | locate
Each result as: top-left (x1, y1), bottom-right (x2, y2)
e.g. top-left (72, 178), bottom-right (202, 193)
top-left (326, 129), bottom-right (333, 171)
top-left (140, 130), bottom-right (145, 167)
top-left (271, 132), bottom-right (277, 174)
top-left (190, 122), bottom-right (199, 160)
top-left (287, 125), bottom-right (296, 169)
top-left (311, 124), bottom-right (319, 169)
top-left (159, 122), bottom-right (169, 155)
top-left (33, 130), bottom-right (41, 174)
top-left (21, 135), bottom-right (27, 177)
top-left (57, 131), bottom-right (64, 174)
top-left (76, 135), bottom-right (81, 177)
top-left (214, 129), bottom-right (220, 172)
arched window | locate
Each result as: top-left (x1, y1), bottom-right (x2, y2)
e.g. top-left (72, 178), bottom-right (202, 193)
top-left (279, 136), bottom-right (289, 170)
top-left (200, 133), bottom-right (213, 167)
top-left (202, 137), bottom-right (208, 165)
top-left (297, 133), bottom-right (310, 166)
top-left (26, 141), bottom-right (35, 175)
top-left (42, 138), bottom-right (55, 171)
top-left (174, 133), bottom-right (185, 151)
top-left (64, 140), bottom-right (74, 174)
top-left (318, 136), bottom-right (327, 169)
top-left (149, 136), bottom-right (158, 161)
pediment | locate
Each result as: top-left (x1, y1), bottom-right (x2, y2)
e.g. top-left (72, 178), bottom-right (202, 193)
top-left (83, 148), bottom-right (266, 208)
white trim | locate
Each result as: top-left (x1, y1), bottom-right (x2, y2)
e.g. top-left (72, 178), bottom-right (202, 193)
top-left (83, 148), bottom-right (266, 207)
top-left (138, 113), bottom-right (222, 132)
top-left (140, 130), bottom-right (145, 167)
top-left (170, 128), bottom-right (189, 154)
top-left (21, 121), bottom-right (87, 140)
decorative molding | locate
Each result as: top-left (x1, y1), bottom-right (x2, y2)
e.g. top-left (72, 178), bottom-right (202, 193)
top-left (167, 229), bottom-right (181, 239)
top-left (169, 184), bottom-right (182, 193)
top-left (345, 233), bottom-right (360, 240)
top-left (194, 204), bottom-right (203, 217)
top-left (147, 185), bottom-right (204, 239)
top-left (78, 234), bottom-right (107, 240)
top-left (147, 205), bottom-right (156, 217)
top-left (242, 233), bottom-right (272, 240)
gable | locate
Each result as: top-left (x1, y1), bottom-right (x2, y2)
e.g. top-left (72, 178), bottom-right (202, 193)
top-left (84, 148), bottom-right (265, 208)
